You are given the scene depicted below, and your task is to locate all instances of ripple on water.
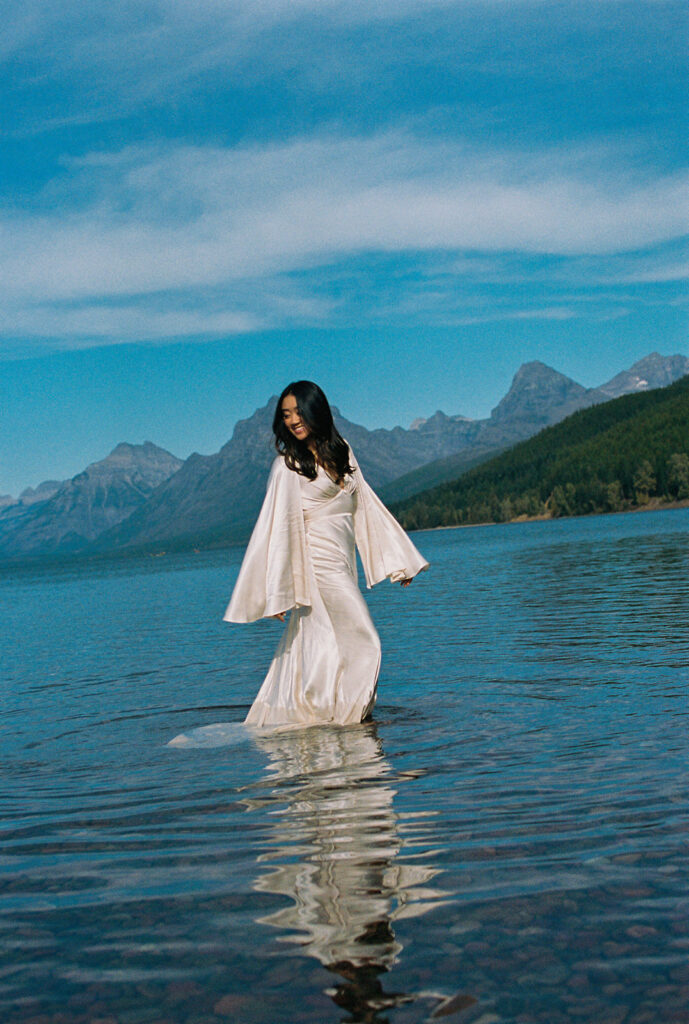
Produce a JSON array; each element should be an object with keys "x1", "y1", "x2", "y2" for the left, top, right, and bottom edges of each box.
[{"x1": 1, "y1": 512, "x2": 689, "y2": 1022}]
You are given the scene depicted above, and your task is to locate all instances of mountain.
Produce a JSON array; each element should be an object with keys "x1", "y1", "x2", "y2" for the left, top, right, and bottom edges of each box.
[
  {"x1": 387, "y1": 354, "x2": 689, "y2": 501},
  {"x1": 18, "y1": 479, "x2": 63, "y2": 506},
  {"x1": 92, "y1": 404, "x2": 279, "y2": 553},
  {"x1": 93, "y1": 402, "x2": 481, "y2": 554},
  {"x1": 2, "y1": 351, "x2": 687, "y2": 562},
  {"x1": 487, "y1": 361, "x2": 588, "y2": 429},
  {"x1": 379, "y1": 362, "x2": 592, "y2": 501},
  {"x1": 392, "y1": 374, "x2": 689, "y2": 531},
  {"x1": 0, "y1": 442, "x2": 182, "y2": 558},
  {"x1": 0, "y1": 479, "x2": 63, "y2": 513},
  {"x1": 590, "y1": 352, "x2": 689, "y2": 401},
  {"x1": 93, "y1": 352, "x2": 688, "y2": 555},
  {"x1": 379, "y1": 445, "x2": 507, "y2": 503}
]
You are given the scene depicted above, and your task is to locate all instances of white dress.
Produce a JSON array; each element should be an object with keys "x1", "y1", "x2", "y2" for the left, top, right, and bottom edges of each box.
[{"x1": 224, "y1": 445, "x2": 428, "y2": 728}]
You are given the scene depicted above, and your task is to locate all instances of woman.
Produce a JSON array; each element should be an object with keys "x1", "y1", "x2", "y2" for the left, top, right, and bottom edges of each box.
[{"x1": 224, "y1": 381, "x2": 428, "y2": 728}]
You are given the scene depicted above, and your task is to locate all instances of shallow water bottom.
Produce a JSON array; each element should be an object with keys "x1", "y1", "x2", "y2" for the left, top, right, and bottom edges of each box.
[{"x1": 4, "y1": 702, "x2": 688, "y2": 1024}]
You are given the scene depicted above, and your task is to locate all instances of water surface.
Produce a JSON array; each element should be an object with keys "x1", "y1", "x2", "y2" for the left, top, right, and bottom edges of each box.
[{"x1": 2, "y1": 510, "x2": 688, "y2": 1023}]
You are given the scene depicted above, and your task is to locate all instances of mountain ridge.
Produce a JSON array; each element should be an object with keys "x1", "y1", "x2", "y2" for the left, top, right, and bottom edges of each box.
[
  {"x1": 96, "y1": 350, "x2": 689, "y2": 559},
  {"x1": 392, "y1": 374, "x2": 689, "y2": 530},
  {"x1": 2, "y1": 352, "x2": 687, "y2": 562},
  {"x1": 0, "y1": 442, "x2": 183, "y2": 558}
]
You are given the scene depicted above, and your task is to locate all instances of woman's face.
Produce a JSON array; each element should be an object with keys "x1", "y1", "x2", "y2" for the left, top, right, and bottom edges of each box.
[{"x1": 281, "y1": 394, "x2": 310, "y2": 442}]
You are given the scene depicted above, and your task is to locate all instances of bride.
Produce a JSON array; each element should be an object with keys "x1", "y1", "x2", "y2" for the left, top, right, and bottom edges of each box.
[{"x1": 224, "y1": 381, "x2": 428, "y2": 728}]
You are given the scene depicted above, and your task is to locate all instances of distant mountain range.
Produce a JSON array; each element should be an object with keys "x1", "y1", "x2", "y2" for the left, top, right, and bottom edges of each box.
[
  {"x1": 392, "y1": 372, "x2": 689, "y2": 530},
  {"x1": 1, "y1": 352, "x2": 687, "y2": 563},
  {"x1": 0, "y1": 478, "x2": 62, "y2": 510},
  {"x1": 0, "y1": 442, "x2": 182, "y2": 558},
  {"x1": 382, "y1": 352, "x2": 689, "y2": 500}
]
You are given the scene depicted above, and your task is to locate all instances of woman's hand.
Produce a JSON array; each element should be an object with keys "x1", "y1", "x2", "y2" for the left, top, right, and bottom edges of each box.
[{"x1": 273, "y1": 611, "x2": 287, "y2": 621}]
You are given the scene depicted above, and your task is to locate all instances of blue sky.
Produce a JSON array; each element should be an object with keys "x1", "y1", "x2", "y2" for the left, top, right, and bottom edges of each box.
[{"x1": 1, "y1": 0, "x2": 687, "y2": 496}]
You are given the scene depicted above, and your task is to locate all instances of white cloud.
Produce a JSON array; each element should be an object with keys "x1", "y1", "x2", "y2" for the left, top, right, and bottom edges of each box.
[
  {"x1": 0, "y1": 130, "x2": 686, "y2": 348},
  {"x1": 617, "y1": 261, "x2": 689, "y2": 284},
  {"x1": 457, "y1": 307, "x2": 577, "y2": 325},
  {"x1": 4, "y1": 304, "x2": 262, "y2": 345}
]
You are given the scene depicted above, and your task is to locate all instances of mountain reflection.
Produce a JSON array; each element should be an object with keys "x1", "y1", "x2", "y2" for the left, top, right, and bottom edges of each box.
[{"x1": 248, "y1": 723, "x2": 448, "y2": 1022}]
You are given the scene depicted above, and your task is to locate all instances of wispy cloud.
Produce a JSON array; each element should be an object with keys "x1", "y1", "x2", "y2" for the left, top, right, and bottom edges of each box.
[
  {"x1": 4, "y1": 0, "x2": 681, "y2": 138},
  {"x1": 0, "y1": 1, "x2": 494, "y2": 131},
  {"x1": 456, "y1": 306, "x2": 578, "y2": 326},
  {"x1": 1, "y1": 2, "x2": 685, "y2": 353},
  {"x1": 3, "y1": 304, "x2": 263, "y2": 346},
  {"x1": 0, "y1": 130, "x2": 685, "y2": 348},
  {"x1": 614, "y1": 261, "x2": 689, "y2": 284}
]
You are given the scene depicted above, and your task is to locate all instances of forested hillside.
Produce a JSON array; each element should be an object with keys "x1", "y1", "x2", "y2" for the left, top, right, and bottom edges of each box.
[
  {"x1": 393, "y1": 375, "x2": 689, "y2": 530},
  {"x1": 379, "y1": 445, "x2": 506, "y2": 503}
]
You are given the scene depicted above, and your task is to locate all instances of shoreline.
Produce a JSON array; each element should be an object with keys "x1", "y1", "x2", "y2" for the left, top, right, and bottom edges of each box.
[
  {"x1": 413, "y1": 496, "x2": 689, "y2": 533},
  {"x1": 3, "y1": 498, "x2": 688, "y2": 570}
]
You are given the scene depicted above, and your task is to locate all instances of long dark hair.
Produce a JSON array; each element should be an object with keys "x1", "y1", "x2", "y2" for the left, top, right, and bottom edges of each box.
[{"x1": 273, "y1": 381, "x2": 353, "y2": 482}]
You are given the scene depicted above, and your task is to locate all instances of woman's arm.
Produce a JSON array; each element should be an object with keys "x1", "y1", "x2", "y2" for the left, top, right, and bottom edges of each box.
[
  {"x1": 223, "y1": 458, "x2": 311, "y2": 623},
  {"x1": 347, "y1": 444, "x2": 429, "y2": 589}
]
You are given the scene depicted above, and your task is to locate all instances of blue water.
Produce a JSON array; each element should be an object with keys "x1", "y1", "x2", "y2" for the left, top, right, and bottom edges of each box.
[{"x1": 2, "y1": 510, "x2": 688, "y2": 1023}]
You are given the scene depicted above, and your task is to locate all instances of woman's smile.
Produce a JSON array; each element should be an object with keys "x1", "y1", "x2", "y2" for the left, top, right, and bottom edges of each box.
[{"x1": 281, "y1": 394, "x2": 311, "y2": 442}]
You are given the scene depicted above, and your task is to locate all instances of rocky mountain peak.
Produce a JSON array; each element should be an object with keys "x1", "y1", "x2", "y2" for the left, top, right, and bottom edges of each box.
[
  {"x1": 109, "y1": 440, "x2": 163, "y2": 458},
  {"x1": 0, "y1": 442, "x2": 184, "y2": 559},
  {"x1": 595, "y1": 352, "x2": 689, "y2": 400},
  {"x1": 17, "y1": 479, "x2": 63, "y2": 506},
  {"x1": 76, "y1": 441, "x2": 183, "y2": 486},
  {"x1": 490, "y1": 361, "x2": 587, "y2": 424},
  {"x1": 225, "y1": 398, "x2": 275, "y2": 442}
]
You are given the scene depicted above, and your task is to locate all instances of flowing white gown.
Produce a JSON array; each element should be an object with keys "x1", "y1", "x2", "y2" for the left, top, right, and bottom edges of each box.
[{"x1": 224, "y1": 445, "x2": 428, "y2": 728}]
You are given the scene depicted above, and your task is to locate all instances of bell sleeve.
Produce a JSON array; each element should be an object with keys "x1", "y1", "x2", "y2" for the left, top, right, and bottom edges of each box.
[
  {"x1": 349, "y1": 445, "x2": 429, "y2": 589},
  {"x1": 223, "y1": 457, "x2": 311, "y2": 623}
]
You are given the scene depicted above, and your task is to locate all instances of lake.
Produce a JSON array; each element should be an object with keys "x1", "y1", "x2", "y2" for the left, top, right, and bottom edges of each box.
[{"x1": 1, "y1": 509, "x2": 688, "y2": 1024}]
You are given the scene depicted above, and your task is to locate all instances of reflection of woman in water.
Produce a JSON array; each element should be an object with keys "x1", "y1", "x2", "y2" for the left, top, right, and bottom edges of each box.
[
  {"x1": 250, "y1": 724, "x2": 446, "y2": 1022},
  {"x1": 224, "y1": 381, "x2": 428, "y2": 729}
]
